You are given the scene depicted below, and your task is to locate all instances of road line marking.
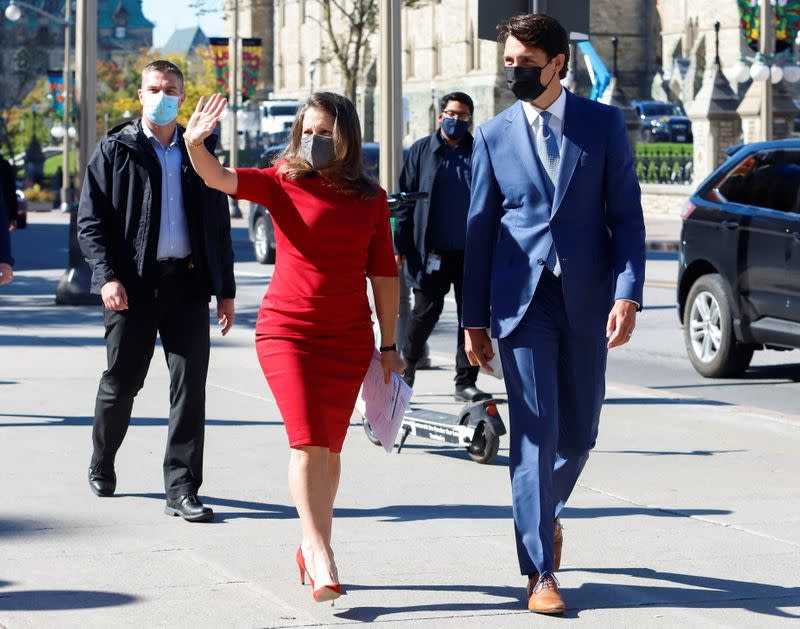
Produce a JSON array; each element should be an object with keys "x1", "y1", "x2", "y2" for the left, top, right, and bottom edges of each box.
[
  {"x1": 645, "y1": 280, "x2": 677, "y2": 289},
  {"x1": 580, "y1": 484, "x2": 800, "y2": 550}
]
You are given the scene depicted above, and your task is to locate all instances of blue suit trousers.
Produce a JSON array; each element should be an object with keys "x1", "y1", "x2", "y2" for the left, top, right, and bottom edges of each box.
[{"x1": 499, "y1": 270, "x2": 608, "y2": 576}]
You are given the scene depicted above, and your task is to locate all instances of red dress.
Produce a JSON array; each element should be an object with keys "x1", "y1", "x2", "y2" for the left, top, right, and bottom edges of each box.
[{"x1": 235, "y1": 164, "x2": 397, "y2": 453}]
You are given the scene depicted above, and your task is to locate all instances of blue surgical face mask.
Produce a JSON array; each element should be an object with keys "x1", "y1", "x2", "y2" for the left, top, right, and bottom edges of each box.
[
  {"x1": 143, "y1": 91, "x2": 180, "y2": 126},
  {"x1": 441, "y1": 117, "x2": 469, "y2": 141}
]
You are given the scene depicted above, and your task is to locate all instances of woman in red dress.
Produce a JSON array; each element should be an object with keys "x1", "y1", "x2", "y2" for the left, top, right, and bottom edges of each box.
[{"x1": 183, "y1": 92, "x2": 404, "y2": 602}]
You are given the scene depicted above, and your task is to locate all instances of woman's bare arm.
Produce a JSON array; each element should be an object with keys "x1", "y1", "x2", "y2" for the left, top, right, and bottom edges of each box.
[{"x1": 184, "y1": 93, "x2": 238, "y2": 196}]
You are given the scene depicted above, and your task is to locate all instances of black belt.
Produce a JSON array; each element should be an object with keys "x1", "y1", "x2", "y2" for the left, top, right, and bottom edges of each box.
[{"x1": 157, "y1": 256, "x2": 193, "y2": 273}]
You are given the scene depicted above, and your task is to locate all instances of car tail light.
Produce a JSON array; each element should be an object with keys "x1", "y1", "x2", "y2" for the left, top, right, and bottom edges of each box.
[{"x1": 682, "y1": 200, "x2": 696, "y2": 220}]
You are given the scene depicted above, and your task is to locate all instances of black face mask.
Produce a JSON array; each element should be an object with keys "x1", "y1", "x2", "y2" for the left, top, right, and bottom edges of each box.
[{"x1": 505, "y1": 60, "x2": 557, "y2": 102}]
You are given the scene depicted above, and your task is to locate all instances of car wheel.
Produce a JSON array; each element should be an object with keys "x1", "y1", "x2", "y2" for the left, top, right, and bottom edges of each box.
[
  {"x1": 253, "y1": 213, "x2": 276, "y2": 264},
  {"x1": 683, "y1": 274, "x2": 753, "y2": 378}
]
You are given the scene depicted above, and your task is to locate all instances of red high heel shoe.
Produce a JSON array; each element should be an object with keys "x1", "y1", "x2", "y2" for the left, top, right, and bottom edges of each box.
[
  {"x1": 313, "y1": 583, "x2": 342, "y2": 603},
  {"x1": 295, "y1": 547, "x2": 312, "y2": 587}
]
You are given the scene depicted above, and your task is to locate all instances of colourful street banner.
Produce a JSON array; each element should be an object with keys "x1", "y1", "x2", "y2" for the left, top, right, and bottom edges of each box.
[
  {"x1": 47, "y1": 70, "x2": 65, "y2": 117},
  {"x1": 739, "y1": 0, "x2": 800, "y2": 52},
  {"x1": 209, "y1": 37, "x2": 230, "y2": 95},
  {"x1": 241, "y1": 37, "x2": 262, "y2": 101}
]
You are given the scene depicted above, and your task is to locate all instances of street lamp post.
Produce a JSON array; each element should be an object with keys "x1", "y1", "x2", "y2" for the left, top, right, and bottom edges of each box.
[
  {"x1": 228, "y1": 0, "x2": 242, "y2": 218},
  {"x1": 760, "y1": 0, "x2": 775, "y2": 141},
  {"x1": 4, "y1": 0, "x2": 72, "y2": 209}
]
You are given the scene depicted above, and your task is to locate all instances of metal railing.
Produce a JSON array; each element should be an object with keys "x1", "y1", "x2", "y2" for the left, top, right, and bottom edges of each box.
[{"x1": 634, "y1": 143, "x2": 694, "y2": 185}]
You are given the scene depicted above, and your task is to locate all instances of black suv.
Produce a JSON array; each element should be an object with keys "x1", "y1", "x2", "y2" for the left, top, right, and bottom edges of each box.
[
  {"x1": 632, "y1": 101, "x2": 693, "y2": 143},
  {"x1": 678, "y1": 140, "x2": 800, "y2": 377}
]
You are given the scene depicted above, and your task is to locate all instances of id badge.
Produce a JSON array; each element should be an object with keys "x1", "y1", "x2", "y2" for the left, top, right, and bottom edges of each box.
[{"x1": 425, "y1": 253, "x2": 442, "y2": 274}]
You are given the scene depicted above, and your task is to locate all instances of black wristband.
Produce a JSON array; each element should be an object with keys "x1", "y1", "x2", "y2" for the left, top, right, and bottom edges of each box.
[{"x1": 379, "y1": 343, "x2": 397, "y2": 352}]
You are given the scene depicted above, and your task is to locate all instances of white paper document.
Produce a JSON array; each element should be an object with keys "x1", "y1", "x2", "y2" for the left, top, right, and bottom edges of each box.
[
  {"x1": 481, "y1": 335, "x2": 504, "y2": 380},
  {"x1": 356, "y1": 350, "x2": 413, "y2": 452}
]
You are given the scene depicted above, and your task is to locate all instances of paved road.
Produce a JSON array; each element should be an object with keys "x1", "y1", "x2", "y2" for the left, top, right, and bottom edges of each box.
[{"x1": 1, "y1": 215, "x2": 799, "y2": 627}]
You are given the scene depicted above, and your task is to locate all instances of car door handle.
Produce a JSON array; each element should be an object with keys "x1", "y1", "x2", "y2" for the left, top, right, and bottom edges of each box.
[
  {"x1": 721, "y1": 220, "x2": 739, "y2": 230},
  {"x1": 792, "y1": 231, "x2": 800, "y2": 241}
]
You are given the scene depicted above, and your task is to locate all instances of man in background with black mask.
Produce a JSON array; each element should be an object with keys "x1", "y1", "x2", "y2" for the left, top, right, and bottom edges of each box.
[
  {"x1": 463, "y1": 14, "x2": 645, "y2": 614},
  {"x1": 394, "y1": 92, "x2": 490, "y2": 402}
]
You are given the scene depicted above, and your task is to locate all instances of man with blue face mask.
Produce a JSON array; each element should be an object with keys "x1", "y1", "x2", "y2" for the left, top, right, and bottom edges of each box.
[
  {"x1": 77, "y1": 60, "x2": 236, "y2": 522},
  {"x1": 394, "y1": 92, "x2": 490, "y2": 402}
]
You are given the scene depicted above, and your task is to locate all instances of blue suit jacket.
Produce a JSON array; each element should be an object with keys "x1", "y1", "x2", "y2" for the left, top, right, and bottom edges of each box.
[{"x1": 462, "y1": 91, "x2": 646, "y2": 338}]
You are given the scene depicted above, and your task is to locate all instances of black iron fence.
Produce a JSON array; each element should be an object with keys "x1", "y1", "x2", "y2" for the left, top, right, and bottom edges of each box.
[{"x1": 635, "y1": 143, "x2": 694, "y2": 185}]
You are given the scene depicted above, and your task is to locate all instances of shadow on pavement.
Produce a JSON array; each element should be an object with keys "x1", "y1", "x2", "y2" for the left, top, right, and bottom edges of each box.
[
  {"x1": 0, "y1": 413, "x2": 282, "y2": 427},
  {"x1": 334, "y1": 583, "x2": 524, "y2": 622},
  {"x1": 651, "y1": 364, "x2": 800, "y2": 387},
  {"x1": 565, "y1": 566, "x2": 800, "y2": 619},
  {"x1": 647, "y1": 250, "x2": 679, "y2": 261},
  {"x1": 335, "y1": 566, "x2": 799, "y2": 621},
  {"x1": 561, "y1": 506, "x2": 731, "y2": 519},
  {"x1": 603, "y1": 397, "x2": 729, "y2": 406},
  {"x1": 595, "y1": 449, "x2": 745, "y2": 457},
  {"x1": 113, "y1": 494, "x2": 732, "y2": 525},
  {"x1": 0, "y1": 585, "x2": 137, "y2": 611},
  {"x1": 0, "y1": 518, "x2": 58, "y2": 539}
]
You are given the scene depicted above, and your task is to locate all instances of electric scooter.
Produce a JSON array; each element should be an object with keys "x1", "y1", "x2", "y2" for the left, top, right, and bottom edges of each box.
[{"x1": 360, "y1": 192, "x2": 508, "y2": 465}]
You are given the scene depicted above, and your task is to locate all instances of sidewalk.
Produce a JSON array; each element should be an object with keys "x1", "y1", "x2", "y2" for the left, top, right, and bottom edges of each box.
[
  {"x1": 644, "y1": 214, "x2": 681, "y2": 252},
  {"x1": 1, "y1": 258, "x2": 799, "y2": 627}
]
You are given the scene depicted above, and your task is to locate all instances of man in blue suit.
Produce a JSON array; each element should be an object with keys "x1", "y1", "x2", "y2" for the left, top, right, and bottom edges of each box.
[{"x1": 463, "y1": 14, "x2": 645, "y2": 614}]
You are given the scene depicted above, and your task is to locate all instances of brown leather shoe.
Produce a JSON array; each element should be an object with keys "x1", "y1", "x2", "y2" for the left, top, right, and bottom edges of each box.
[
  {"x1": 526, "y1": 573, "x2": 566, "y2": 615},
  {"x1": 554, "y1": 518, "x2": 564, "y2": 571}
]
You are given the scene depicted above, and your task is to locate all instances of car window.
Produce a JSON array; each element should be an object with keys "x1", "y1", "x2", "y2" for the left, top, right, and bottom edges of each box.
[
  {"x1": 642, "y1": 104, "x2": 682, "y2": 117},
  {"x1": 265, "y1": 105, "x2": 298, "y2": 116},
  {"x1": 709, "y1": 149, "x2": 800, "y2": 213}
]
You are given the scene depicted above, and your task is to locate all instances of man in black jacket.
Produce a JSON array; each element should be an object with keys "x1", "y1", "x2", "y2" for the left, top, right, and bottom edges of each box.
[
  {"x1": 0, "y1": 180, "x2": 12, "y2": 286},
  {"x1": 394, "y1": 92, "x2": 490, "y2": 402},
  {"x1": 78, "y1": 60, "x2": 235, "y2": 522}
]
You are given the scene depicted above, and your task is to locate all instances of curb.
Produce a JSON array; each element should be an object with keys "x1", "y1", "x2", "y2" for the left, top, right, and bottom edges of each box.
[{"x1": 646, "y1": 239, "x2": 679, "y2": 252}]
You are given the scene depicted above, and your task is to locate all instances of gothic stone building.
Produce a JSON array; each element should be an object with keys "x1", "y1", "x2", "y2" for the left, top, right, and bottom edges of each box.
[
  {"x1": 245, "y1": 1, "x2": 793, "y2": 149},
  {"x1": 0, "y1": 1, "x2": 153, "y2": 111}
]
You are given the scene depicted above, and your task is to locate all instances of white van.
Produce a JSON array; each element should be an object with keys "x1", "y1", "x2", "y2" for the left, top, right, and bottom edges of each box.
[{"x1": 259, "y1": 100, "x2": 301, "y2": 136}]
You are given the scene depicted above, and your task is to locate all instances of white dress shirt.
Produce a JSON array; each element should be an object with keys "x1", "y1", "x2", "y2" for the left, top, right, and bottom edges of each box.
[{"x1": 522, "y1": 87, "x2": 567, "y2": 150}]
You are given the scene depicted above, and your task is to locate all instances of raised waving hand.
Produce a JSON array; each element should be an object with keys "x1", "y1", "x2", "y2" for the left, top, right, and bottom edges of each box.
[
  {"x1": 185, "y1": 93, "x2": 228, "y2": 146},
  {"x1": 183, "y1": 94, "x2": 238, "y2": 196}
]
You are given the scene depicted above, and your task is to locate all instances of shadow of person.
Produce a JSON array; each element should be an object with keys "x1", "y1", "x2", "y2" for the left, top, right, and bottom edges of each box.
[
  {"x1": 0, "y1": 587, "x2": 136, "y2": 611},
  {"x1": 566, "y1": 566, "x2": 800, "y2": 618},
  {"x1": 334, "y1": 583, "x2": 525, "y2": 622}
]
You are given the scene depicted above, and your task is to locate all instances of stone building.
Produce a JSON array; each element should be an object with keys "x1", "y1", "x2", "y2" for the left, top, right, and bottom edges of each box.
[
  {"x1": 0, "y1": 0, "x2": 153, "y2": 111},
  {"x1": 259, "y1": 0, "x2": 665, "y2": 142},
  {"x1": 242, "y1": 0, "x2": 798, "y2": 161}
]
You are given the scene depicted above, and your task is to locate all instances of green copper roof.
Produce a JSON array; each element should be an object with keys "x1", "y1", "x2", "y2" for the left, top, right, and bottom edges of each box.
[{"x1": 98, "y1": 0, "x2": 155, "y2": 29}]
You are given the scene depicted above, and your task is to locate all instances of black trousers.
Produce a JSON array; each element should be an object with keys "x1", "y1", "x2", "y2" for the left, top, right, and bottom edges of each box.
[
  {"x1": 90, "y1": 261, "x2": 210, "y2": 499},
  {"x1": 403, "y1": 250, "x2": 479, "y2": 387}
]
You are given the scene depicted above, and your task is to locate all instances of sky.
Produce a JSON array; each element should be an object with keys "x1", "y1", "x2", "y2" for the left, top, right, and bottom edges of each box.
[{"x1": 141, "y1": 0, "x2": 226, "y2": 48}]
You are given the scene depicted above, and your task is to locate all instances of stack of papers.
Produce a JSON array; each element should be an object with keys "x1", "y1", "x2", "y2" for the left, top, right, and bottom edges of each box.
[{"x1": 356, "y1": 350, "x2": 413, "y2": 452}]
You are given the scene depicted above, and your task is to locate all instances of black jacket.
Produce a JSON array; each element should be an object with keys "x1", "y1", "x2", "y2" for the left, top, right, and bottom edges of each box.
[
  {"x1": 394, "y1": 131, "x2": 473, "y2": 288},
  {"x1": 0, "y1": 182, "x2": 11, "y2": 266},
  {"x1": 77, "y1": 119, "x2": 235, "y2": 304}
]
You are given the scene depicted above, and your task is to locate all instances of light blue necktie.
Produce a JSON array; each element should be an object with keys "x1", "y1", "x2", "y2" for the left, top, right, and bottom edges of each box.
[{"x1": 535, "y1": 110, "x2": 561, "y2": 276}]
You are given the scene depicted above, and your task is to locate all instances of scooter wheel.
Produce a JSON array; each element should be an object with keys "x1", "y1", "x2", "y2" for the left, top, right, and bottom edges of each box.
[
  {"x1": 362, "y1": 418, "x2": 382, "y2": 446},
  {"x1": 466, "y1": 421, "x2": 499, "y2": 464}
]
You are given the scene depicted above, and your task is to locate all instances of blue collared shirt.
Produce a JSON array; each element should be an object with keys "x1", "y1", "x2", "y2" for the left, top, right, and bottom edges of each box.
[{"x1": 143, "y1": 124, "x2": 191, "y2": 260}]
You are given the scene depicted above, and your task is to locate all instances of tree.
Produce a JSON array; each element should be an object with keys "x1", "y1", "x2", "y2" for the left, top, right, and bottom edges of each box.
[
  {"x1": 96, "y1": 48, "x2": 219, "y2": 135},
  {"x1": 312, "y1": 0, "x2": 423, "y2": 103},
  {"x1": 190, "y1": 0, "x2": 425, "y2": 102}
]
